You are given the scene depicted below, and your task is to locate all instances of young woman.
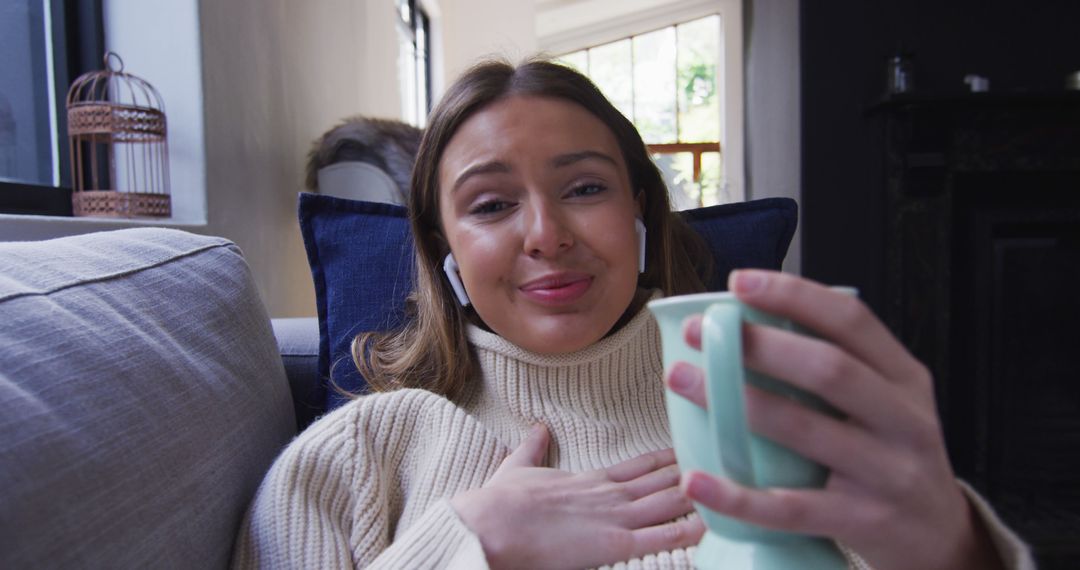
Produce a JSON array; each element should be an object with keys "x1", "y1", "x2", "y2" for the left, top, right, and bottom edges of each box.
[{"x1": 232, "y1": 60, "x2": 1031, "y2": 570}]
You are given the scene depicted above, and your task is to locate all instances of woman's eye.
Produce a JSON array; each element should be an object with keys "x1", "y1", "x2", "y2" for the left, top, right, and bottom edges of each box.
[
  {"x1": 568, "y1": 183, "x2": 607, "y2": 198},
  {"x1": 469, "y1": 199, "x2": 511, "y2": 215}
]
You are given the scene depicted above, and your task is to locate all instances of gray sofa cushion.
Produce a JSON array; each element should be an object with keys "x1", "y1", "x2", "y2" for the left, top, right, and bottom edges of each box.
[
  {"x1": 0, "y1": 228, "x2": 296, "y2": 569},
  {"x1": 270, "y1": 317, "x2": 322, "y2": 429}
]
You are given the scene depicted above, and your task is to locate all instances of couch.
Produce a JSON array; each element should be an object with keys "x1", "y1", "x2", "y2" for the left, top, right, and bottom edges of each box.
[
  {"x1": 0, "y1": 195, "x2": 797, "y2": 568},
  {"x1": 0, "y1": 228, "x2": 319, "y2": 568}
]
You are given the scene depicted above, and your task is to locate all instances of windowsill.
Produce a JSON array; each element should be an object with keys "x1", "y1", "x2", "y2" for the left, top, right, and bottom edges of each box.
[
  {"x1": 0, "y1": 212, "x2": 206, "y2": 226},
  {"x1": 0, "y1": 212, "x2": 207, "y2": 242}
]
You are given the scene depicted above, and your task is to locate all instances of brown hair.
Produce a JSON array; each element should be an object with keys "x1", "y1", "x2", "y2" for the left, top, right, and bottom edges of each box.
[{"x1": 351, "y1": 57, "x2": 713, "y2": 399}]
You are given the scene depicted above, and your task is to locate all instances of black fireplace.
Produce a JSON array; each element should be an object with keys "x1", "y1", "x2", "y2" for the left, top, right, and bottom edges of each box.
[{"x1": 871, "y1": 93, "x2": 1080, "y2": 568}]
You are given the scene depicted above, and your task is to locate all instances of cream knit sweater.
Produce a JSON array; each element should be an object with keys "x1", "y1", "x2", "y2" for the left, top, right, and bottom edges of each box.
[{"x1": 232, "y1": 307, "x2": 1033, "y2": 569}]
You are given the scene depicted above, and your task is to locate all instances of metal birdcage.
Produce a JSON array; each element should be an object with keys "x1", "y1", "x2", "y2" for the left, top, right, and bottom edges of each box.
[{"x1": 66, "y1": 52, "x2": 170, "y2": 218}]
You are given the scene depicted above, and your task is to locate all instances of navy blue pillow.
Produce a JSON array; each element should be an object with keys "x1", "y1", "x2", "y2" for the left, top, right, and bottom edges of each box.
[{"x1": 299, "y1": 192, "x2": 797, "y2": 412}]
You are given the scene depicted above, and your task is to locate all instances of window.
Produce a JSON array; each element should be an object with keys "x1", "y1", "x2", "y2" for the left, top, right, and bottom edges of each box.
[
  {"x1": 397, "y1": 0, "x2": 431, "y2": 128},
  {"x1": 556, "y1": 15, "x2": 731, "y2": 209},
  {"x1": 0, "y1": 0, "x2": 104, "y2": 216}
]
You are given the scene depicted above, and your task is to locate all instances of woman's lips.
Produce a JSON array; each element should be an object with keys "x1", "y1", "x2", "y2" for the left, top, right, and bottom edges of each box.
[{"x1": 519, "y1": 273, "x2": 593, "y2": 305}]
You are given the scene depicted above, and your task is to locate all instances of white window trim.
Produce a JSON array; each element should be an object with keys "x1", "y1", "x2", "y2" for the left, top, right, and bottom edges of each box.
[{"x1": 537, "y1": 0, "x2": 744, "y2": 203}]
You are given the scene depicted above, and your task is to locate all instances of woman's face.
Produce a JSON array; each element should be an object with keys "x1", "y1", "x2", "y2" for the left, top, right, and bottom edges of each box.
[{"x1": 438, "y1": 95, "x2": 642, "y2": 354}]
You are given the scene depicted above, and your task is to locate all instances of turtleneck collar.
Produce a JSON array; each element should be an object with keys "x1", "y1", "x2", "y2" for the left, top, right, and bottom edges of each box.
[
  {"x1": 464, "y1": 293, "x2": 660, "y2": 366},
  {"x1": 458, "y1": 298, "x2": 672, "y2": 472}
]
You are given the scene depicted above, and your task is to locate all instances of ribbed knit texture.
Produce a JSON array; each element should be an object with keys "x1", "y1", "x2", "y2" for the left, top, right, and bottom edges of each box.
[{"x1": 231, "y1": 306, "x2": 1033, "y2": 569}]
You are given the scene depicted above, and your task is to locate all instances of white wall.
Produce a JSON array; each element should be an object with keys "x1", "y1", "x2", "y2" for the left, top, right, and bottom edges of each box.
[
  {"x1": 744, "y1": 0, "x2": 801, "y2": 274},
  {"x1": 197, "y1": 0, "x2": 403, "y2": 317},
  {"x1": 437, "y1": 0, "x2": 537, "y2": 85},
  {"x1": 103, "y1": 0, "x2": 205, "y2": 224}
]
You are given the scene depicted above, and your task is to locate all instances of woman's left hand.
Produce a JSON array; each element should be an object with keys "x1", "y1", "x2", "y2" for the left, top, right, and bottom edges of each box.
[{"x1": 665, "y1": 269, "x2": 1003, "y2": 570}]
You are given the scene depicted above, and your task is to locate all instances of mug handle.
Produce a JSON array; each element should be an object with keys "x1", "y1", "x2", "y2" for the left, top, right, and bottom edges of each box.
[{"x1": 703, "y1": 304, "x2": 757, "y2": 488}]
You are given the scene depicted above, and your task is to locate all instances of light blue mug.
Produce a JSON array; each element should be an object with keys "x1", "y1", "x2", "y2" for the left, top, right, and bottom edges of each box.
[{"x1": 648, "y1": 291, "x2": 854, "y2": 570}]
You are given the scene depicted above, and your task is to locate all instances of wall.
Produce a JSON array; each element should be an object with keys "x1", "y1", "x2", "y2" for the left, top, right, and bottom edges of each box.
[
  {"x1": 800, "y1": 0, "x2": 1080, "y2": 315},
  {"x1": 438, "y1": 0, "x2": 536, "y2": 83},
  {"x1": 198, "y1": 0, "x2": 538, "y2": 316},
  {"x1": 198, "y1": 0, "x2": 401, "y2": 317},
  {"x1": 744, "y1": 0, "x2": 800, "y2": 274},
  {"x1": 104, "y1": 0, "x2": 205, "y2": 223}
]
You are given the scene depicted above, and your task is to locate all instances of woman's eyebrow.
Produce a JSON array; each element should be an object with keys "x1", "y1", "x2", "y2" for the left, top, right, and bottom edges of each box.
[
  {"x1": 551, "y1": 150, "x2": 618, "y2": 168},
  {"x1": 452, "y1": 160, "x2": 511, "y2": 193}
]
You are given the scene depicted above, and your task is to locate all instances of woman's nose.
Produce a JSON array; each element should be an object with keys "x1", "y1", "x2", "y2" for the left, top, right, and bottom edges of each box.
[{"x1": 522, "y1": 203, "x2": 573, "y2": 259}]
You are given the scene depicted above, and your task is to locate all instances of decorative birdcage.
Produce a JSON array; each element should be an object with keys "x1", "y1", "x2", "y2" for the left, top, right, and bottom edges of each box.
[{"x1": 66, "y1": 52, "x2": 170, "y2": 217}]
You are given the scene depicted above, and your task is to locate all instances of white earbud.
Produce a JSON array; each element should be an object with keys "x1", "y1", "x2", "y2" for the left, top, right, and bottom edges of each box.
[
  {"x1": 443, "y1": 253, "x2": 471, "y2": 306},
  {"x1": 635, "y1": 218, "x2": 647, "y2": 273}
]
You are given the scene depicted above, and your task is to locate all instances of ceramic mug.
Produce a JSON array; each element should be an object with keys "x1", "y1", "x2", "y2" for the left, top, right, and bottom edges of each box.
[{"x1": 648, "y1": 290, "x2": 855, "y2": 570}]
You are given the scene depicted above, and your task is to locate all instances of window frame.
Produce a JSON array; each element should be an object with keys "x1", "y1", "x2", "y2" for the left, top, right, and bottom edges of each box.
[
  {"x1": 0, "y1": 0, "x2": 105, "y2": 217},
  {"x1": 397, "y1": 0, "x2": 433, "y2": 127}
]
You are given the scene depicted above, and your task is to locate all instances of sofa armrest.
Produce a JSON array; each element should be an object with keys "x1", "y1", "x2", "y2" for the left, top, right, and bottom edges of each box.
[
  {"x1": 271, "y1": 317, "x2": 323, "y2": 430},
  {"x1": 0, "y1": 228, "x2": 295, "y2": 568}
]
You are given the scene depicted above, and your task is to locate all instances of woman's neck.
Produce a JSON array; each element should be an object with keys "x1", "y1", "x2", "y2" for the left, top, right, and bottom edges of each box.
[
  {"x1": 462, "y1": 287, "x2": 654, "y2": 341},
  {"x1": 606, "y1": 287, "x2": 653, "y2": 339}
]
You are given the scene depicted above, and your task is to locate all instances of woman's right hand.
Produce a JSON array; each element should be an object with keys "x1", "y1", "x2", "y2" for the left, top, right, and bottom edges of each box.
[{"x1": 449, "y1": 424, "x2": 704, "y2": 569}]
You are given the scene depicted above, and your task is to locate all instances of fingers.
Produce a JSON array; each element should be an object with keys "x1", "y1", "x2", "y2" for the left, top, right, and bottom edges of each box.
[
  {"x1": 729, "y1": 270, "x2": 929, "y2": 389},
  {"x1": 667, "y1": 341, "x2": 904, "y2": 479},
  {"x1": 625, "y1": 486, "x2": 695, "y2": 528},
  {"x1": 604, "y1": 448, "x2": 677, "y2": 483},
  {"x1": 682, "y1": 470, "x2": 841, "y2": 537},
  {"x1": 741, "y1": 323, "x2": 920, "y2": 434},
  {"x1": 621, "y1": 463, "x2": 682, "y2": 499},
  {"x1": 498, "y1": 424, "x2": 550, "y2": 471},
  {"x1": 617, "y1": 460, "x2": 693, "y2": 528},
  {"x1": 743, "y1": 384, "x2": 889, "y2": 482},
  {"x1": 628, "y1": 515, "x2": 706, "y2": 560},
  {"x1": 665, "y1": 362, "x2": 706, "y2": 408},
  {"x1": 682, "y1": 315, "x2": 702, "y2": 350},
  {"x1": 671, "y1": 275, "x2": 933, "y2": 435}
]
